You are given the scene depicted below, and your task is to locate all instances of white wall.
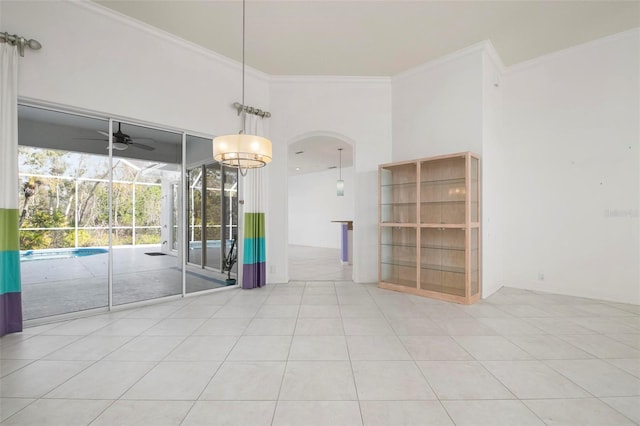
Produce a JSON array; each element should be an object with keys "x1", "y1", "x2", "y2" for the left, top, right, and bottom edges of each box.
[
  {"x1": 391, "y1": 43, "x2": 506, "y2": 297},
  {"x1": 2, "y1": 1, "x2": 269, "y2": 137},
  {"x1": 481, "y1": 50, "x2": 506, "y2": 298},
  {"x1": 269, "y1": 77, "x2": 392, "y2": 283},
  {"x1": 288, "y1": 167, "x2": 355, "y2": 248},
  {"x1": 500, "y1": 29, "x2": 640, "y2": 304},
  {"x1": 392, "y1": 45, "x2": 484, "y2": 162},
  {"x1": 390, "y1": 34, "x2": 640, "y2": 304}
]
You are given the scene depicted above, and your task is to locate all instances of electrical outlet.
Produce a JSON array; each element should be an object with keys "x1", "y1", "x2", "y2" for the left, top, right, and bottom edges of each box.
[
  {"x1": 270, "y1": 265, "x2": 276, "y2": 274},
  {"x1": 538, "y1": 273, "x2": 544, "y2": 281}
]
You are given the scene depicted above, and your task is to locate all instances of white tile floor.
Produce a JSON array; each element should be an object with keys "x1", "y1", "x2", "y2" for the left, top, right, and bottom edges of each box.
[
  {"x1": 1, "y1": 283, "x2": 639, "y2": 425},
  {"x1": 288, "y1": 245, "x2": 352, "y2": 282}
]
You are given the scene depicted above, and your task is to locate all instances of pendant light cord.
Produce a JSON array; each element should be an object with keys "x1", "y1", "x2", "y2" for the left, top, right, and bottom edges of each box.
[
  {"x1": 339, "y1": 148, "x2": 342, "y2": 180},
  {"x1": 241, "y1": 0, "x2": 246, "y2": 134},
  {"x1": 239, "y1": 0, "x2": 247, "y2": 176}
]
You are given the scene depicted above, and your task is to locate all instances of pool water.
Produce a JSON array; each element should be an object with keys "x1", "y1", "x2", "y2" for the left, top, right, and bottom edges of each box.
[
  {"x1": 20, "y1": 248, "x2": 109, "y2": 262},
  {"x1": 188, "y1": 240, "x2": 233, "y2": 249}
]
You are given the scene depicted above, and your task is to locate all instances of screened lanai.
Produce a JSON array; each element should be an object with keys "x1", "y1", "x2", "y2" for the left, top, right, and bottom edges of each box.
[{"x1": 18, "y1": 105, "x2": 238, "y2": 321}]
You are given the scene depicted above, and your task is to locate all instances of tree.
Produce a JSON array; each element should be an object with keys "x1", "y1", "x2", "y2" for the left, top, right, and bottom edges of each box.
[
  {"x1": 18, "y1": 146, "x2": 166, "y2": 249},
  {"x1": 19, "y1": 178, "x2": 39, "y2": 227}
]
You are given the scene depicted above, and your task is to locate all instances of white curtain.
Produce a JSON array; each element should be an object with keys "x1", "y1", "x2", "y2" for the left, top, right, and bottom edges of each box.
[
  {"x1": 241, "y1": 114, "x2": 268, "y2": 289},
  {"x1": 0, "y1": 43, "x2": 23, "y2": 335}
]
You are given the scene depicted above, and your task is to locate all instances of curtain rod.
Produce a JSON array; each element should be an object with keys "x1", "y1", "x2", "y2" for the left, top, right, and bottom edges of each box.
[
  {"x1": 233, "y1": 102, "x2": 271, "y2": 118},
  {"x1": 0, "y1": 32, "x2": 42, "y2": 57}
]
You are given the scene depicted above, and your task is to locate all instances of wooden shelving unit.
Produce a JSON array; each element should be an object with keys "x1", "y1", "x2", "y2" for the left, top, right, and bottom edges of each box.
[{"x1": 378, "y1": 152, "x2": 481, "y2": 304}]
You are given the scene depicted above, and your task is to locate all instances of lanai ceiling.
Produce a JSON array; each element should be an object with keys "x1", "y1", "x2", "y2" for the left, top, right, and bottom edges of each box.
[{"x1": 96, "y1": 1, "x2": 639, "y2": 76}]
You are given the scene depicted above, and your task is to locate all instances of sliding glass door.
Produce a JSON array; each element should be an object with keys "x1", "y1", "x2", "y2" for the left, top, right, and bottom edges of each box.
[
  {"x1": 17, "y1": 107, "x2": 238, "y2": 321},
  {"x1": 110, "y1": 120, "x2": 183, "y2": 306},
  {"x1": 185, "y1": 135, "x2": 238, "y2": 293},
  {"x1": 18, "y1": 107, "x2": 187, "y2": 320},
  {"x1": 17, "y1": 106, "x2": 110, "y2": 320}
]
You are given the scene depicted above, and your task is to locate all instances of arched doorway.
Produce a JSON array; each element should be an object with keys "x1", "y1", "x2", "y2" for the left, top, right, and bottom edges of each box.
[{"x1": 287, "y1": 133, "x2": 356, "y2": 281}]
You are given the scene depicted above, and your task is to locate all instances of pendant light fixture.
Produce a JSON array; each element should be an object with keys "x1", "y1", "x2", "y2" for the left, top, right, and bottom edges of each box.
[
  {"x1": 337, "y1": 148, "x2": 344, "y2": 196},
  {"x1": 212, "y1": 0, "x2": 272, "y2": 176}
]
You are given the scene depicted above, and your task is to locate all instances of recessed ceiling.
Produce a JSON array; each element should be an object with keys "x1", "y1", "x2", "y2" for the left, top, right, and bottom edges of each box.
[
  {"x1": 96, "y1": 1, "x2": 639, "y2": 76},
  {"x1": 289, "y1": 137, "x2": 353, "y2": 176}
]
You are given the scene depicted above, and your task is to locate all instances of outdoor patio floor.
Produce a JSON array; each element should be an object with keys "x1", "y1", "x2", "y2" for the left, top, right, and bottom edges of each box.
[{"x1": 21, "y1": 246, "x2": 229, "y2": 321}]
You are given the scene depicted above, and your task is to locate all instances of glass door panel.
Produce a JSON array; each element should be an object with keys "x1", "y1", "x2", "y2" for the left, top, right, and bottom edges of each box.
[
  {"x1": 185, "y1": 135, "x2": 238, "y2": 293},
  {"x1": 204, "y1": 163, "x2": 222, "y2": 269},
  {"x1": 187, "y1": 166, "x2": 203, "y2": 266},
  {"x1": 380, "y1": 226, "x2": 417, "y2": 288},
  {"x1": 18, "y1": 105, "x2": 110, "y2": 320},
  {"x1": 420, "y1": 156, "x2": 466, "y2": 225},
  {"x1": 171, "y1": 183, "x2": 179, "y2": 251},
  {"x1": 223, "y1": 167, "x2": 239, "y2": 275},
  {"x1": 380, "y1": 164, "x2": 417, "y2": 223},
  {"x1": 111, "y1": 121, "x2": 183, "y2": 306},
  {"x1": 420, "y1": 228, "x2": 466, "y2": 296},
  {"x1": 186, "y1": 135, "x2": 237, "y2": 293},
  {"x1": 470, "y1": 156, "x2": 480, "y2": 223},
  {"x1": 470, "y1": 227, "x2": 479, "y2": 296}
]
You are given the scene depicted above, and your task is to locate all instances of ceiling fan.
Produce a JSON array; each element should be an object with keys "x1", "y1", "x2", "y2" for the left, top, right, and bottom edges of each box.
[
  {"x1": 96, "y1": 122, "x2": 155, "y2": 151},
  {"x1": 76, "y1": 122, "x2": 156, "y2": 151}
]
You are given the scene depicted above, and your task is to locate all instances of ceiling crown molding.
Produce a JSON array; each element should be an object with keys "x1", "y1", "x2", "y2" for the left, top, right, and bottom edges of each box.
[
  {"x1": 270, "y1": 75, "x2": 391, "y2": 85},
  {"x1": 483, "y1": 40, "x2": 506, "y2": 74},
  {"x1": 392, "y1": 40, "x2": 501, "y2": 82},
  {"x1": 71, "y1": 0, "x2": 270, "y2": 82},
  {"x1": 505, "y1": 27, "x2": 640, "y2": 76}
]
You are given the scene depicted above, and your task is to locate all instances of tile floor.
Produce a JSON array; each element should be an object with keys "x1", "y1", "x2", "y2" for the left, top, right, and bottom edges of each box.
[
  {"x1": 1, "y1": 283, "x2": 639, "y2": 425},
  {"x1": 288, "y1": 245, "x2": 352, "y2": 282}
]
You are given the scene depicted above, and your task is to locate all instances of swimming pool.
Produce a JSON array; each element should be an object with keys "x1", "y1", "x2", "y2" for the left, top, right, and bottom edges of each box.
[
  {"x1": 20, "y1": 247, "x2": 109, "y2": 262},
  {"x1": 188, "y1": 240, "x2": 233, "y2": 250}
]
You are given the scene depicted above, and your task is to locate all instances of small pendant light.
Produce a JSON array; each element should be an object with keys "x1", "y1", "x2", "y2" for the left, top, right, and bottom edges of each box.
[{"x1": 337, "y1": 148, "x2": 344, "y2": 196}]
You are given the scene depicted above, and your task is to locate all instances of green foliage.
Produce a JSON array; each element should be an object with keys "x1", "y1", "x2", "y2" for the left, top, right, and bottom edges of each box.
[
  {"x1": 72, "y1": 230, "x2": 97, "y2": 248},
  {"x1": 20, "y1": 229, "x2": 52, "y2": 251},
  {"x1": 135, "y1": 231, "x2": 162, "y2": 245},
  {"x1": 112, "y1": 230, "x2": 132, "y2": 246},
  {"x1": 20, "y1": 209, "x2": 71, "y2": 250},
  {"x1": 135, "y1": 185, "x2": 161, "y2": 226},
  {"x1": 18, "y1": 147, "x2": 236, "y2": 252},
  {"x1": 19, "y1": 147, "x2": 166, "y2": 250}
]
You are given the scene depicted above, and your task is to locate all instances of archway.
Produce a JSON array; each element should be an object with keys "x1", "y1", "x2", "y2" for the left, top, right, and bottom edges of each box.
[{"x1": 286, "y1": 132, "x2": 357, "y2": 282}]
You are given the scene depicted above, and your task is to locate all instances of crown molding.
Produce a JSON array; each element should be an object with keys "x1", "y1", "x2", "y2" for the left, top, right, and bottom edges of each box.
[
  {"x1": 505, "y1": 27, "x2": 640, "y2": 76},
  {"x1": 392, "y1": 41, "x2": 493, "y2": 82},
  {"x1": 269, "y1": 75, "x2": 391, "y2": 85},
  {"x1": 482, "y1": 40, "x2": 506, "y2": 74},
  {"x1": 55, "y1": 2, "x2": 636, "y2": 86},
  {"x1": 70, "y1": 0, "x2": 270, "y2": 82}
]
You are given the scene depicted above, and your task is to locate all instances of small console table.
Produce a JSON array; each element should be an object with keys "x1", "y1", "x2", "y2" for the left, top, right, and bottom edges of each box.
[{"x1": 332, "y1": 221, "x2": 353, "y2": 265}]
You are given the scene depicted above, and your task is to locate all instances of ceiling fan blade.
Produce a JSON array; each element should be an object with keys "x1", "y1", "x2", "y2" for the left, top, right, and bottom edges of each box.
[
  {"x1": 97, "y1": 131, "x2": 110, "y2": 137},
  {"x1": 73, "y1": 138, "x2": 108, "y2": 141},
  {"x1": 131, "y1": 142, "x2": 155, "y2": 151}
]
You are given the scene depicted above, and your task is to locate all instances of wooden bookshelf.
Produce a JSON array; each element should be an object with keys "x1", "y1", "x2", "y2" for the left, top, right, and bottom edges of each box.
[{"x1": 378, "y1": 152, "x2": 481, "y2": 304}]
